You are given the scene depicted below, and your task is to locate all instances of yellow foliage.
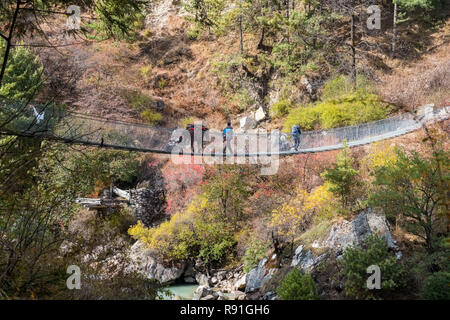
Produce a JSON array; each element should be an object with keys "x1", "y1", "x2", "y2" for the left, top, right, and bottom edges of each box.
[
  {"x1": 128, "y1": 196, "x2": 209, "y2": 261},
  {"x1": 139, "y1": 64, "x2": 152, "y2": 79},
  {"x1": 140, "y1": 109, "x2": 162, "y2": 125},
  {"x1": 362, "y1": 142, "x2": 398, "y2": 173},
  {"x1": 271, "y1": 184, "x2": 336, "y2": 238}
]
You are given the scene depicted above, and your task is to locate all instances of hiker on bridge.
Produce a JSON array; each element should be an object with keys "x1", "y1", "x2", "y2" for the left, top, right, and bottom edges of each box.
[
  {"x1": 186, "y1": 123, "x2": 208, "y2": 154},
  {"x1": 223, "y1": 121, "x2": 233, "y2": 154},
  {"x1": 291, "y1": 124, "x2": 302, "y2": 151}
]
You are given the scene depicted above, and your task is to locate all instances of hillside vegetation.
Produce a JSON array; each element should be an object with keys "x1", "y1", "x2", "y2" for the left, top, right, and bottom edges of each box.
[{"x1": 0, "y1": 0, "x2": 448, "y2": 300}]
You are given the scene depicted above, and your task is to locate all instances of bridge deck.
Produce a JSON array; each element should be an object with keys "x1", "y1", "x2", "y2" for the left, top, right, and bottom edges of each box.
[{"x1": 1, "y1": 104, "x2": 448, "y2": 156}]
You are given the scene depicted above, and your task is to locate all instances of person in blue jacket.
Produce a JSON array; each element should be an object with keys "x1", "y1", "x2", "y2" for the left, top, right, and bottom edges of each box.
[
  {"x1": 223, "y1": 121, "x2": 233, "y2": 154},
  {"x1": 291, "y1": 124, "x2": 302, "y2": 151}
]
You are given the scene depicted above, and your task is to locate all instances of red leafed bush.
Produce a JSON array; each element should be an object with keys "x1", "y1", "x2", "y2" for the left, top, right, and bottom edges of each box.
[{"x1": 162, "y1": 162, "x2": 206, "y2": 214}]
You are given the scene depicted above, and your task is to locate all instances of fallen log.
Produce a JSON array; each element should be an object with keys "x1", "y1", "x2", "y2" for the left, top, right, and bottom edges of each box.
[
  {"x1": 75, "y1": 197, "x2": 127, "y2": 210},
  {"x1": 113, "y1": 186, "x2": 130, "y2": 200}
]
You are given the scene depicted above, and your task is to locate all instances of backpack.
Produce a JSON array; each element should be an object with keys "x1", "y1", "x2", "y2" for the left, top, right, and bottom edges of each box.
[
  {"x1": 223, "y1": 127, "x2": 233, "y2": 139},
  {"x1": 186, "y1": 124, "x2": 208, "y2": 132},
  {"x1": 291, "y1": 125, "x2": 301, "y2": 135}
]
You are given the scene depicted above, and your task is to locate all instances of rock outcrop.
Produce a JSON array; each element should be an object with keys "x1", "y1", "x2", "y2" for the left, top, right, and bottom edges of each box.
[
  {"x1": 128, "y1": 187, "x2": 166, "y2": 227},
  {"x1": 317, "y1": 208, "x2": 398, "y2": 255},
  {"x1": 127, "y1": 240, "x2": 184, "y2": 284},
  {"x1": 292, "y1": 208, "x2": 399, "y2": 272},
  {"x1": 291, "y1": 245, "x2": 327, "y2": 271},
  {"x1": 245, "y1": 256, "x2": 277, "y2": 293}
]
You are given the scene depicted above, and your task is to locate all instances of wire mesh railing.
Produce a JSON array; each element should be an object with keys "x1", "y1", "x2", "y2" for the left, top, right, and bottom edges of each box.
[{"x1": 1, "y1": 102, "x2": 448, "y2": 156}]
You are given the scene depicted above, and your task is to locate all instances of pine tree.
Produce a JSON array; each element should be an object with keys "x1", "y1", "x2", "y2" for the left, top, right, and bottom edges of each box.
[
  {"x1": 0, "y1": 42, "x2": 43, "y2": 101},
  {"x1": 321, "y1": 143, "x2": 360, "y2": 208}
]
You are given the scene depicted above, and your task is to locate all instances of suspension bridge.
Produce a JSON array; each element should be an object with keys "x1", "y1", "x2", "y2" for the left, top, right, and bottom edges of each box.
[{"x1": 0, "y1": 103, "x2": 448, "y2": 157}]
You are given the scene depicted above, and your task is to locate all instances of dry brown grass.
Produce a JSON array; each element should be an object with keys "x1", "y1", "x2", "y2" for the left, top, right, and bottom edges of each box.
[{"x1": 378, "y1": 21, "x2": 450, "y2": 109}]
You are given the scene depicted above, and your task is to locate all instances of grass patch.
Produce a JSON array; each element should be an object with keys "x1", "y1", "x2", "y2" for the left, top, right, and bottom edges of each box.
[
  {"x1": 295, "y1": 219, "x2": 334, "y2": 255},
  {"x1": 139, "y1": 65, "x2": 152, "y2": 79},
  {"x1": 120, "y1": 88, "x2": 153, "y2": 111}
]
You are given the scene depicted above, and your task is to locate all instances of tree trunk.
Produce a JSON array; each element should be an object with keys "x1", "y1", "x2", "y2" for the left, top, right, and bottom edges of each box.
[
  {"x1": 350, "y1": 13, "x2": 357, "y2": 88},
  {"x1": 392, "y1": 2, "x2": 398, "y2": 59},
  {"x1": 0, "y1": 0, "x2": 21, "y2": 88},
  {"x1": 239, "y1": 16, "x2": 244, "y2": 54},
  {"x1": 286, "y1": 0, "x2": 290, "y2": 44}
]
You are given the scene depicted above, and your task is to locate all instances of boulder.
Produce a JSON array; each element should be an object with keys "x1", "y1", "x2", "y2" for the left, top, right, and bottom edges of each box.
[
  {"x1": 236, "y1": 293, "x2": 246, "y2": 300},
  {"x1": 233, "y1": 274, "x2": 247, "y2": 291},
  {"x1": 196, "y1": 285, "x2": 214, "y2": 298},
  {"x1": 261, "y1": 291, "x2": 277, "y2": 300},
  {"x1": 202, "y1": 295, "x2": 215, "y2": 300},
  {"x1": 230, "y1": 291, "x2": 246, "y2": 300},
  {"x1": 255, "y1": 106, "x2": 266, "y2": 122},
  {"x1": 184, "y1": 276, "x2": 196, "y2": 283},
  {"x1": 195, "y1": 273, "x2": 210, "y2": 286},
  {"x1": 320, "y1": 208, "x2": 398, "y2": 253},
  {"x1": 127, "y1": 240, "x2": 184, "y2": 284},
  {"x1": 291, "y1": 245, "x2": 327, "y2": 271},
  {"x1": 245, "y1": 258, "x2": 276, "y2": 293},
  {"x1": 240, "y1": 114, "x2": 258, "y2": 130},
  {"x1": 300, "y1": 76, "x2": 315, "y2": 98},
  {"x1": 216, "y1": 271, "x2": 227, "y2": 281}
]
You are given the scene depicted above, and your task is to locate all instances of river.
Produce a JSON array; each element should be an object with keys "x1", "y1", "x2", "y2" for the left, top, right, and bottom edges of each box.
[{"x1": 160, "y1": 284, "x2": 199, "y2": 300}]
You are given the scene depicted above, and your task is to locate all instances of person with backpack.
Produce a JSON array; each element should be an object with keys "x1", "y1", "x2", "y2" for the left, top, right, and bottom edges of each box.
[
  {"x1": 184, "y1": 123, "x2": 208, "y2": 153},
  {"x1": 223, "y1": 121, "x2": 234, "y2": 154},
  {"x1": 291, "y1": 124, "x2": 302, "y2": 151}
]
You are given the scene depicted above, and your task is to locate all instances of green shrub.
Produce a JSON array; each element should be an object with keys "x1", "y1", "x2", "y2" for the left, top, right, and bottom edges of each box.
[
  {"x1": 120, "y1": 88, "x2": 153, "y2": 111},
  {"x1": 243, "y1": 239, "x2": 269, "y2": 273},
  {"x1": 157, "y1": 78, "x2": 168, "y2": 89},
  {"x1": 277, "y1": 268, "x2": 317, "y2": 300},
  {"x1": 321, "y1": 75, "x2": 373, "y2": 101},
  {"x1": 369, "y1": 149, "x2": 448, "y2": 253},
  {"x1": 283, "y1": 103, "x2": 319, "y2": 130},
  {"x1": 283, "y1": 89, "x2": 389, "y2": 131},
  {"x1": 187, "y1": 24, "x2": 202, "y2": 40},
  {"x1": 139, "y1": 65, "x2": 152, "y2": 79},
  {"x1": 231, "y1": 88, "x2": 255, "y2": 112},
  {"x1": 340, "y1": 235, "x2": 406, "y2": 299},
  {"x1": 270, "y1": 99, "x2": 292, "y2": 118},
  {"x1": 422, "y1": 271, "x2": 450, "y2": 300},
  {"x1": 140, "y1": 109, "x2": 162, "y2": 125}
]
